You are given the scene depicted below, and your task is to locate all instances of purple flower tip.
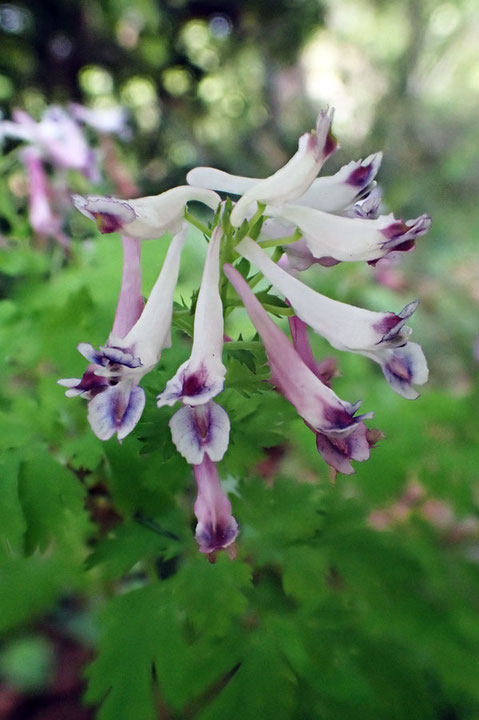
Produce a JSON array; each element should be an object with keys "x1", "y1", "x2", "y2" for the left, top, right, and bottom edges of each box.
[
  {"x1": 373, "y1": 300, "x2": 419, "y2": 343},
  {"x1": 381, "y1": 214, "x2": 432, "y2": 245},
  {"x1": 195, "y1": 517, "x2": 239, "y2": 555}
]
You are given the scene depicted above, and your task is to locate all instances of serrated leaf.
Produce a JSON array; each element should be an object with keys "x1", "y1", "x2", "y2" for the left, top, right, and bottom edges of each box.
[
  {"x1": 85, "y1": 586, "x2": 164, "y2": 720},
  {"x1": 86, "y1": 522, "x2": 180, "y2": 580},
  {"x1": 0, "y1": 449, "x2": 26, "y2": 552},
  {"x1": 18, "y1": 443, "x2": 88, "y2": 553}
]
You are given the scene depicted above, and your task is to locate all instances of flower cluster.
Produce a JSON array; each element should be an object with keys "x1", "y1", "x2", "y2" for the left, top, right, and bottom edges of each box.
[
  {"x1": 59, "y1": 108, "x2": 431, "y2": 557},
  {"x1": 0, "y1": 104, "x2": 128, "y2": 246}
]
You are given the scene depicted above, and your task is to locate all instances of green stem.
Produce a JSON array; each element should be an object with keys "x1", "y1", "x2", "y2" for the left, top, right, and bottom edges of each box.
[
  {"x1": 184, "y1": 210, "x2": 211, "y2": 236},
  {"x1": 224, "y1": 341, "x2": 262, "y2": 351},
  {"x1": 259, "y1": 228, "x2": 302, "y2": 249},
  {"x1": 262, "y1": 303, "x2": 294, "y2": 316}
]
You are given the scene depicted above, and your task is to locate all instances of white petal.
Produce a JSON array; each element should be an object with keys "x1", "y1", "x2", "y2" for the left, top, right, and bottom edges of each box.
[
  {"x1": 187, "y1": 167, "x2": 256, "y2": 195},
  {"x1": 187, "y1": 151, "x2": 382, "y2": 215},
  {"x1": 230, "y1": 108, "x2": 336, "y2": 227},
  {"x1": 293, "y1": 152, "x2": 383, "y2": 213},
  {"x1": 87, "y1": 382, "x2": 145, "y2": 441},
  {"x1": 235, "y1": 237, "x2": 389, "y2": 350},
  {"x1": 265, "y1": 204, "x2": 423, "y2": 264},
  {"x1": 169, "y1": 401, "x2": 230, "y2": 464}
]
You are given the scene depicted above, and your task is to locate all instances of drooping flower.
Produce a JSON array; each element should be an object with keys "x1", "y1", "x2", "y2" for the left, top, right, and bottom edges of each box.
[
  {"x1": 187, "y1": 150, "x2": 381, "y2": 216},
  {"x1": 72, "y1": 186, "x2": 221, "y2": 239},
  {"x1": 58, "y1": 228, "x2": 185, "y2": 440},
  {"x1": 224, "y1": 263, "x2": 373, "y2": 474},
  {"x1": 193, "y1": 455, "x2": 238, "y2": 556},
  {"x1": 157, "y1": 226, "x2": 226, "y2": 407},
  {"x1": 235, "y1": 237, "x2": 428, "y2": 399},
  {"x1": 288, "y1": 313, "x2": 380, "y2": 474},
  {"x1": 21, "y1": 147, "x2": 69, "y2": 247},
  {"x1": 169, "y1": 400, "x2": 230, "y2": 465},
  {"x1": 216, "y1": 108, "x2": 337, "y2": 227}
]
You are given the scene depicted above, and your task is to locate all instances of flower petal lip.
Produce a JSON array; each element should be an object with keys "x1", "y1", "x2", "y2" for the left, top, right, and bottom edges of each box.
[
  {"x1": 187, "y1": 151, "x2": 382, "y2": 215},
  {"x1": 224, "y1": 262, "x2": 369, "y2": 435},
  {"x1": 264, "y1": 205, "x2": 431, "y2": 264},
  {"x1": 87, "y1": 382, "x2": 146, "y2": 441},
  {"x1": 72, "y1": 194, "x2": 137, "y2": 233},
  {"x1": 229, "y1": 107, "x2": 337, "y2": 227},
  {"x1": 169, "y1": 401, "x2": 230, "y2": 464},
  {"x1": 363, "y1": 342, "x2": 429, "y2": 400},
  {"x1": 381, "y1": 214, "x2": 431, "y2": 248},
  {"x1": 315, "y1": 423, "x2": 372, "y2": 475},
  {"x1": 72, "y1": 186, "x2": 221, "y2": 239}
]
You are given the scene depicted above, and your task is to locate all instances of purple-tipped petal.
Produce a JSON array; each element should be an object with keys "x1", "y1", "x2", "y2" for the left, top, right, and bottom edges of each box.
[
  {"x1": 315, "y1": 422, "x2": 372, "y2": 475},
  {"x1": 224, "y1": 263, "x2": 365, "y2": 436},
  {"x1": 99, "y1": 345, "x2": 142, "y2": 369},
  {"x1": 58, "y1": 365, "x2": 108, "y2": 399},
  {"x1": 346, "y1": 188, "x2": 382, "y2": 219},
  {"x1": 157, "y1": 360, "x2": 225, "y2": 408},
  {"x1": 193, "y1": 456, "x2": 238, "y2": 555},
  {"x1": 74, "y1": 187, "x2": 220, "y2": 239},
  {"x1": 187, "y1": 151, "x2": 382, "y2": 216},
  {"x1": 87, "y1": 382, "x2": 145, "y2": 441},
  {"x1": 374, "y1": 300, "x2": 419, "y2": 343},
  {"x1": 290, "y1": 151, "x2": 383, "y2": 213},
  {"x1": 374, "y1": 342, "x2": 429, "y2": 400},
  {"x1": 233, "y1": 239, "x2": 428, "y2": 400},
  {"x1": 264, "y1": 205, "x2": 430, "y2": 265},
  {"x1": 169, "y1": 401, "x2": 230, "y2": 464},
  {"x1": 230, "y1": 108, "x2": 336, "y2": 227},
  {"x1": 236, "y1": 238, "x2": 408, "y2": 350},
  {"x1": 72, "y1": 194, "x2": 137, "y2": 234},
  {"x1": 77, "y1": 342, "x2": 105, "y2": 365},
  {"x1": 381, "y1": 214, "x2": 432, "y2": 250}
]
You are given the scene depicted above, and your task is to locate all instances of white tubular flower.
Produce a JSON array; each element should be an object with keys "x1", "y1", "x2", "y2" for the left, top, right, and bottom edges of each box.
[
  {"x1": 72, "y1": 186, "x2": 221, "y2": 240},
  {"x1": 236, "y1": 238, "x2": 428, "y2": 399},
  {"x1": 157, "y1": 226, "x2": 226, "y2": 407},
  {"x1": 224, "y1": 108, "x2": 337, "y2": 227},
  {"x1": 58, "y1": 229, "x2": 185, "y2": 441},
  {"x1": 187, "y1": 151, "x2": 382, "y2": 215},
  {"x1": 264, "y1": 203, "x2": 432, "y2": 265}
]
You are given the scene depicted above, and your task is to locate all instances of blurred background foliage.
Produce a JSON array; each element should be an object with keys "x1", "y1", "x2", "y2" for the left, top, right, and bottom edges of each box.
[{"x1": 1, "y1": 0, "x2": 479, "y2": 719}]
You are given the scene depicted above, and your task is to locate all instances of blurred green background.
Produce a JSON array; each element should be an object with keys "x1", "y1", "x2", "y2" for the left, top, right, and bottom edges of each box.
[{"x1": 1, "y1": 1, "x2": 479, "y2": 719}]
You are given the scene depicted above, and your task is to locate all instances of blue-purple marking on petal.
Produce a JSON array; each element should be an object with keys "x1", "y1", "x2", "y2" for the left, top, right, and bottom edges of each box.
[
  {"x1": 196, "y1": 519, "x2": 239, "y2": 554},
  {"x1": 347, "y1": 162, "x2": 374, "y2": 187}
]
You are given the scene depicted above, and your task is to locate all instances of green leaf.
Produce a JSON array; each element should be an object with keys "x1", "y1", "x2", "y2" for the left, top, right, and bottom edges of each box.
[
  {"x1": 18, "y1": 443, "x2": 88, "y2": 553},
  {"x1": 85, "y1": 586, "x2": 164, "y2": 720}
]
